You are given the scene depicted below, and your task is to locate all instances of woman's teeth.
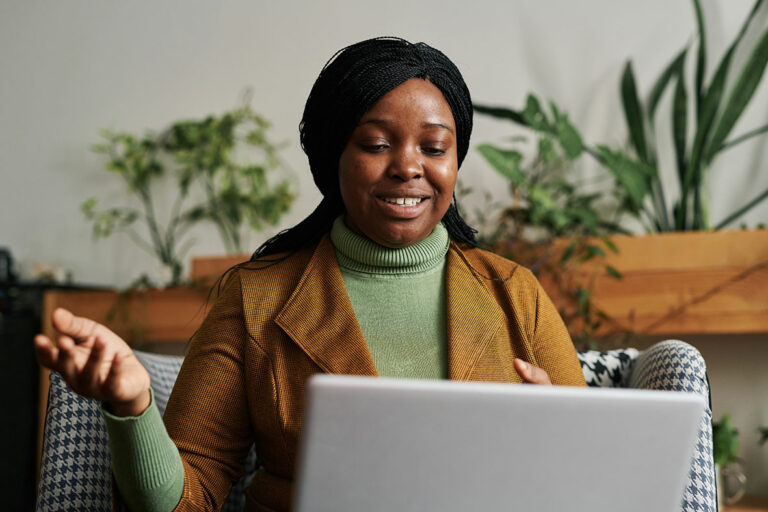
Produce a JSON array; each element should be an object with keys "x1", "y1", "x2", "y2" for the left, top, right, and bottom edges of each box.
[{"x1": 382, "y1": 197, "x2": 423, "y2": 206}]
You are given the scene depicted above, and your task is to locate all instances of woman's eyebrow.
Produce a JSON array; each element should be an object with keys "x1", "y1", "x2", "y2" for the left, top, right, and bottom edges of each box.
[
  {"x1": 358, "y1": 118, "x2": 391, "y2": 127},
  {"x1": 422, "y1": 121, "x2": 454, "y2": 134},
  {"x1": 357, "y1": 118, "x2": 454, "y2": 134}
]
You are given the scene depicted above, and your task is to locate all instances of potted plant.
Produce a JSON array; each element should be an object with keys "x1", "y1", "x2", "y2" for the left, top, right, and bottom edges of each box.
[
  {"x1": 43, "y1": 104, "x2": 295, "y2": 349},
  {"x1": 713, "y1": 414, "x2": 748, "y2": 506},
  {"x1": 84, "y1": 104, "x2": 294, "y2": 288},
  {"x1": 474, "y1": 0, "x2": 768, "y2": 338},
  {"x1": 465, "y1": 103, "x2": 628, "y2": 349}
]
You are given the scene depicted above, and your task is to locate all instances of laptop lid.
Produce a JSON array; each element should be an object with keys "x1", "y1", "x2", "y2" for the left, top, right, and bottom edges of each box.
[{"x1": 294, "y1": 375, "x2": 705, "y2": 512}]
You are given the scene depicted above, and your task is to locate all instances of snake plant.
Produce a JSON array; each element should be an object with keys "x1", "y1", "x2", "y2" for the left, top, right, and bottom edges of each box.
[{"x1": 476, "y1": 0, "x2": 768, "y2": 232}]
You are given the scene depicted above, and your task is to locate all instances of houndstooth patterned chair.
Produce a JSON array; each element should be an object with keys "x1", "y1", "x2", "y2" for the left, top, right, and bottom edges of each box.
[
  {"x1": 37, "y1": 341, "x2": 715, "y2": 512},
  {"x1": 36, "y1": 351, "x2": 257, "y2": 512},
  {"x1": 579, "y1": 340, "x2": 716, "y2": 512}
]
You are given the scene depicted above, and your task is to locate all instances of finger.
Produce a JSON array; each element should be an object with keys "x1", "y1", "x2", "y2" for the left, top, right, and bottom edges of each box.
[
  {"x1": 57, "y1": 335, "x2": 81, "y2": 387},
  {"x1": 34, "y1": 334, "x2": 60, "y2": 369},
  {"x1": 52, "y1": 308, "x2": 100, "y2": 342},
  {"x1": 79, "y1": 336, "x2": 108, "y2": 396},
  {"x1": 514, "y1": 358, "x2": 552, "y2": 385}
]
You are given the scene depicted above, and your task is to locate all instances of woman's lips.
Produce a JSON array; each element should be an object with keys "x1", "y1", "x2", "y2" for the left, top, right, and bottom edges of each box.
[{"x1": 375, "y1": 195, "x2": 430, "y2": 218}]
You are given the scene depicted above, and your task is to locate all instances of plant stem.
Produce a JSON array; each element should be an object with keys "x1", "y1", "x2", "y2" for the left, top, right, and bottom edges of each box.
[
  {"x1": 139, "y1": 188, "x2": 169, "y2": 264},
  {"x1": 119, "y1": 228, "x2": 157, "y2": 257}
]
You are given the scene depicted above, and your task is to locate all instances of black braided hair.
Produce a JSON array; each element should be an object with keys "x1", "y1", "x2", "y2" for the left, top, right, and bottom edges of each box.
[{"x1": 253, "y1": 36, "x2": 478, "y2": 259}]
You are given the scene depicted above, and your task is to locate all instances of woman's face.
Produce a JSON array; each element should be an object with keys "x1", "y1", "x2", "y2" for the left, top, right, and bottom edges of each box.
[{"x1": 338, "y1": 78, "x2": 458, "y2": 248}]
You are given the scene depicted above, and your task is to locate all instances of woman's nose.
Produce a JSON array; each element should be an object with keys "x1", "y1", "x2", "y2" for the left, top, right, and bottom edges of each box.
[{"x1": 387, "y1": 146, "x2": 423, "y2": 181}]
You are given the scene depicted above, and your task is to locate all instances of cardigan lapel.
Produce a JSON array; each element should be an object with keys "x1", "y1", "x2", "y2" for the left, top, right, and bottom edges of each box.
[
  {"x1": 445, "y1": 244, "x2": 507, "y2": 381},
  {"x1": 275, "y1": 236, "x2": 378, "y2": 377}
]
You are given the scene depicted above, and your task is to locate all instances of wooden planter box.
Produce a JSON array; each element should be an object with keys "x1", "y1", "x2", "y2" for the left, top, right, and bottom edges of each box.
[
  {"x1": 190, "y1": 231, "x2": 768, "y2": 337},
  {"x1": 41, "y1": 286, "x2": 212, "y2": 346},
  {"x1": 557, "y1": 229, "x2": 768, "y2": 336},
  {"x1": 190, "y1": 254, "x2": 250, "y2": 284}
]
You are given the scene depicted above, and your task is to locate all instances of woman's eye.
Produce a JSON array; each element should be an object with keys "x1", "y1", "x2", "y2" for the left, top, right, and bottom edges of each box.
[
  {"x1": 361, "y1": 144, "x2": 389, "y2": 152},
  {"x1": 422, "y1": 146, "x2": 446, "y2": 156}
]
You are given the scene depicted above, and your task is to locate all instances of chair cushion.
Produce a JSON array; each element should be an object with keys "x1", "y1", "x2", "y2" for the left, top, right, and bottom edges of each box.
[
  {"x1": 578, "y1": 348, "x2": 639, "y2": 387},
  {"x1": 134, "y1": 351, "x2": 184, "y2": 415}
]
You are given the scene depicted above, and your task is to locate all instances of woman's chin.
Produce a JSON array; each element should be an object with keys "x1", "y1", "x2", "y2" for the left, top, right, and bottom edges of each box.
[{"x1": 364, "y1": 222, "x2": 435, "y2": 248}]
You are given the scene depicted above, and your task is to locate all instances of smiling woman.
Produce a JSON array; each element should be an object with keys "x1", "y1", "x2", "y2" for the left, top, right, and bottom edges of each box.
[
  {"x1": 339, "y1": 78, "x2": 458, "y2": 248},
  {"x1": 34, "y1": 37, "x2": 585, "y2": 512}
]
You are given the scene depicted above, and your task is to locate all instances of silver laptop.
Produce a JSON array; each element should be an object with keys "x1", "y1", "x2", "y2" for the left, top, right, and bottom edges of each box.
[{"x1": 294, "y1": 375, "x2": 705, "y2": 512}]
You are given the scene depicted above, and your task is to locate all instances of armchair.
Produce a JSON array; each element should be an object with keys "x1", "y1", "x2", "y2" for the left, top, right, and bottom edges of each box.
[{"x1": 36, "y1": 341, "x2": 715, "y2": 512}]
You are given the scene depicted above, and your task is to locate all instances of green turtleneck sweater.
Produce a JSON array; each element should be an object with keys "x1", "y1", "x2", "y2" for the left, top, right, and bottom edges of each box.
[
  {"x1": 102, "y1": 221, "x2": 450, "y2": 511},
  {"x1": 330, "y1": 216, "x2": 449, "y2": 378}
]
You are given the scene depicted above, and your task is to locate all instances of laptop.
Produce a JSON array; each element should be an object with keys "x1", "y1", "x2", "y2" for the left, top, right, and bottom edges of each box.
[{"x1": 294, "y1": 375, "x2": 705, "y2": 512}]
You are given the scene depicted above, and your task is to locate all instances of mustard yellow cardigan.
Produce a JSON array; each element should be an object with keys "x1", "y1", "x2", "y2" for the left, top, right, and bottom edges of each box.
[{"x1": 151, "y1": 236, "x2": 585, "y2": 512}]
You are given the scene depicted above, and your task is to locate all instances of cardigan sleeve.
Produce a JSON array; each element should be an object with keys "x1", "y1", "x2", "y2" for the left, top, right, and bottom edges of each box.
[
  {"x1": 530, "y1": 279, "x2": 586, "y2": 387},
  {"x1": 160, "y1": 269, "x2": 256, "y2": 511}
]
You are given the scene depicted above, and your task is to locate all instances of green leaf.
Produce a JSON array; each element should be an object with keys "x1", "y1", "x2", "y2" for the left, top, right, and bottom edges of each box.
[
  {"x1": 647, "y1": 48, "x2": 688, "y2": 121},
  {"x1": 580, "y1": 244, "x2": 606, "y2": 262},
  {"x1": 719, "y1": 123, "x2": 768, "y2": 152},
  {"x1": 600, "y1": 236, "x2": 619, "y2": 254},
  {"x1": 550, "y1": 103, "x2": 584, "y2": 159},
  {"x1": 566, "y1": 205, "x2": 599, "y2": 231},
  {"x1": 559, "y1": 241, "x2": 576, "y2": 266},
  {"x1": 577, "y1": 288, "x2": 591, "y2": 316},
  {"x1": 672, "y1": 70, "x2": 689, "y2": 179},
  {"x1": 522, "y1": 94, "x2": 552, "y2": 132},
  {"x1": 605, "y1": 265, "x2": 623, "y2": 279},
  {"x1": 473, "y1": 104, "x2": 527, "y2": 125},
  {"x1": 621, "y1": 61, "x2": 650, "y2": 163},
  {"x1": 529, "y1": 186, "x2": 570, "y2": 230},
  {"x1": 713, "y1": 414, "x2": 740, "y2": 466},
  {"x1": 596, "y1": 146, "x2": 653, "y2": 214},
  {"x1": 706, "y1": 26, "x2": 768, "y2": 164},
  {"x1": 537, "y1": 137, "x2": 557, "y2": 163},
  {"x1": 692, "y1": 0, "x2": 707, "y2": 112},
  {"x1": 476, "y1": 144, "x2": 526, "y2": 185},
  {"x1": 557, "y1": 121, "x2": 583, "y2": 159},
  {"x1": 81, "y1": 197, "x2": 98, "y2": 217},
  {"x1": 714, "y1": 184, "x2": 768, "y2": 229},
  {"x1": 682, "y1": 41, "x2": 735, "y2": 228}
]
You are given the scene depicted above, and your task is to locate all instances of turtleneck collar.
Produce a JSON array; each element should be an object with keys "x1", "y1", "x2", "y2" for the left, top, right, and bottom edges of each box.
[{"x1": 330, "y1": 216, "x2": 450, "y2": 275}]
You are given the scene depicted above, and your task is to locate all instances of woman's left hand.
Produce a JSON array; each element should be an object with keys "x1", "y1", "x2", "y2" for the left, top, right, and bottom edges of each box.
[{"x1": 514, "y1": 358, "x2": 552, "y2": 385}]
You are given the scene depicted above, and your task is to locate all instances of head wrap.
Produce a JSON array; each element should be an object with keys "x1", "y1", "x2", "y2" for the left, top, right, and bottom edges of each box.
[{"x1": 300, "y1": 36, "x2": 473, "y2": 201}]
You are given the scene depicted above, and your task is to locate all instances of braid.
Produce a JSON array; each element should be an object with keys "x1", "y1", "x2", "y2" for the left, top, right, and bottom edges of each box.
[
  {"x1": 253, "y1": 36, "x2": 477, "y2": 259},
  {"x1": 442, "y1": 201, "x2": 479, "y2": 247},
  {"x1": 252, "y1": 197, "x2": 342, "y2": 258}
]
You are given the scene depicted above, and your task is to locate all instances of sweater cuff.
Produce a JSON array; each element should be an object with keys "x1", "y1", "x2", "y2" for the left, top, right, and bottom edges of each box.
[{"x1": 102, "y1": 390, "x2": 184, "y2": 512}]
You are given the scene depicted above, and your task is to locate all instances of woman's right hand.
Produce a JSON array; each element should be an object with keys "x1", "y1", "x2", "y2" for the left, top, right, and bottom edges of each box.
[{"x1": 34, "y1": 307, "x2": 151, "y2": 417}]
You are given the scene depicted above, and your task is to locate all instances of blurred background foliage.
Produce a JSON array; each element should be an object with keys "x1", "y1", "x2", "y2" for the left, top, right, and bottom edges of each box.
[{"x1": 83, "y1": 104, "x2": 294, "y2": 287}]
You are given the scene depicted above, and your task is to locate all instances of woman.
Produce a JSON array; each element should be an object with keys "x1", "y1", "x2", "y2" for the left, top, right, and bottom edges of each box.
[{"x1": 35, "y1": 37, "x2": 585, "y2": 512}]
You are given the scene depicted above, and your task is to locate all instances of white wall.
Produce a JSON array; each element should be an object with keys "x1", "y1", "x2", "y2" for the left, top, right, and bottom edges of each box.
[{"x1": 2, "y1": 0, "x2": 767, "y2": 494}]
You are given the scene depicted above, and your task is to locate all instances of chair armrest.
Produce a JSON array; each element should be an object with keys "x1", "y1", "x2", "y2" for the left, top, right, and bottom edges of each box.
[
  {"x1": 628, "y1": 340, "x2": 716, "y2": 512},
  {"x1": 36, "y1": 372, "x2": 112, "y2": 512},
  {"x1": 578, "y1": 348, "x2": 639, "y2": 387}
]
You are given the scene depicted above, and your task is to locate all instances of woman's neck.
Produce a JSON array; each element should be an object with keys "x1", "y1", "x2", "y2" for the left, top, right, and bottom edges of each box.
[{"x1": 329, "y1": 216, "x2": 449, "y2": 275}]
